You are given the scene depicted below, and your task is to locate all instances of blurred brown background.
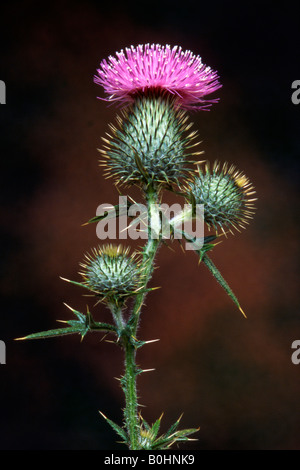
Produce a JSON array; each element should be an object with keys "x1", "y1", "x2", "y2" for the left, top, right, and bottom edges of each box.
[{"x1": 0, "y1": 0, "x2": 299, "y2": 450}]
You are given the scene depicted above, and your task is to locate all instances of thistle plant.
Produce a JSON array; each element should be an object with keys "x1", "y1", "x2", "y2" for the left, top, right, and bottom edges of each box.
[{"x1": 16, "y1": 44, "x2": 256, "y2": 450}]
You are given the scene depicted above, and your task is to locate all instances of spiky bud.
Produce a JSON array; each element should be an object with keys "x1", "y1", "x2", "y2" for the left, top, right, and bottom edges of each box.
[
  {"x1": 186, "y1": 161, "x2": 256, "y2": 234},
  {"x1": 99, "y1": 94, "x2": 200, "y2": 186},
  {"x1": 79, "y1": 244, "x2": 144, "y2": 303}
]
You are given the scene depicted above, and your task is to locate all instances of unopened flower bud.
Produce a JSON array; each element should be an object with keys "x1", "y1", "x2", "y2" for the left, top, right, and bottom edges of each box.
[
  {"x1": 186, "y1": 161, "x2": 256, "y2": 235},
  {"x1": 79, "y1": 244, "x2": 144, "y2": 303},
  {"x1": 99, "y1": 95, "x2": 200, "y2": 186}
]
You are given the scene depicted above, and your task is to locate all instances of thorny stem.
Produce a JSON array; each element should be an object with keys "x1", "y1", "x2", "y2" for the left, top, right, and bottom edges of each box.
[
  {"x1": 108, "y1": 302, "x2": 125, "y2": 334},
  {"x1": 122, "y1": 182, "x2": 161, "y2": 449},
  {"x1": 123, "y1": 338, "x2": 140, "y2": 449}
]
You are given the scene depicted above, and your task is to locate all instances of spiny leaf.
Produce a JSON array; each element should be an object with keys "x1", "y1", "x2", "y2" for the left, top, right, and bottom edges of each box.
[
  {"x1": 153, "y1": 427, "x2": 199, "y2": 449},
  {"x1": 164, "y1": 413, "x2": 183, "y2": 438},
  {"x1": 99, "y1": 411, "x2": 128, "y2": 443},
  {"x1": 202, "y1": 254, "x2": 246, "y2": 317},
  {"x1": 150, "y1": 413, "x2": 164, "y2": 440},
  {"x1": 139, "y1": 414, "x2": 151, "y2": 432},
  {"x1": 15, "y1": 326, "x2": 88, "y2": 341},
  {"x1": 197, "y1": 242, "x2": 216, "y2": 261},
  {"x1": 63, "y1": 303, "x2": 86, "y2": 322},
  {"x1": 175, "y1": 229, "x2": 217, "y2": 255},
  {"x1": 15, "y1": 304, "x2": 117, "y2": 341},
  {"x1": 60, "y1": 277, "x2": 95, "y2": 292},
  {"x1": 169, "y1": 427, "x2": 200, "y2": 440}
]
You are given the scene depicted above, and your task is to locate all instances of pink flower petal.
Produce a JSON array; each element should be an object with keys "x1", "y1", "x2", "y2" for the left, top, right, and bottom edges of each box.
[{"x1": 94, "y1": 44, "x2": 222, "y2": 110}]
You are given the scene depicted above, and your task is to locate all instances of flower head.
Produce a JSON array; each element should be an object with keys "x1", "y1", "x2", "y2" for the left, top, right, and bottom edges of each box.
[
  {"x1": 79, "y1": 244, "x2": 144, "y2": 303},
  {"x1": 99, "y1": 94, "x2": 201, "y2": 186},
  {"x1": 187, "y1": 162, "x2": 256, "y2": 235},
  {"x1": 94, "y1": 44, "x2": 222, "y2": 110}
]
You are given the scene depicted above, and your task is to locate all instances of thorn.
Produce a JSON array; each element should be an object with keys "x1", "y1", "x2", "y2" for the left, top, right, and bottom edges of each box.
[
  {"x1": 141, "y1": 368, "x2": 156, "y2": 373},
  {"x1": 99, "y1": 411, "x2": 108, "y2": 420},
  {"x1": 179, "y1": 242, "x2": 185, "y2": 254},
  {"x1": 143, "y1": 338, "x2": 160, "y2": 344},
  {"x1": 99, "y1": 333, "x2": 109, "y2": 342},
  {"x1": 165, "y1": 243, "x2": 175, "y2": 253},
  {"x1": 148, "y1": 286, "x2": 161, "y2": 291},
  {"x1": 239, "y1": 306, "x2": 247, "y2": 319},
  {"x1": 93, "y1": 298, "x2": 103, "y2": 307},
  {"x1": 63, "y1": 302, "x2": 75, "y2": 312}
]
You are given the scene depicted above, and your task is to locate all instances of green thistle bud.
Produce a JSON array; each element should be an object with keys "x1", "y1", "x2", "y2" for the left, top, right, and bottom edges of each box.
[
  {"x1": 186, "y1": 161, "x2": 256, "y2": 234},
  {"x1": 79, "y1": 244, "x2": 144, "y2": 303},
  {"x1": 99, "y1": 94, "x2": 201, "y2": 186}
]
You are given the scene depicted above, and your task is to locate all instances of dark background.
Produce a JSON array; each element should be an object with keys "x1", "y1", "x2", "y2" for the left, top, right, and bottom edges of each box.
[{"x1": 0, "y1": 0, "x2": 299, "y2": 450}]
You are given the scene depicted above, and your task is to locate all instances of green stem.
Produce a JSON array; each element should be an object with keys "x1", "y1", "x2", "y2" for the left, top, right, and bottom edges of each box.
[
  {"x1": 130, "y1": 237, "x2": 160, "y2": 334},
  {"x1": 130, "y1": 184, "x2": 161, "y2": 334},
  {"x1": 124, "y1": 339, "x2": 139, "y2": 449},
  {"x1": 123, "y1": 183, "x2": 161, "y2": 450},
  {"x1": 108, "y1": 302, "x2": 125, "y2": 334}
]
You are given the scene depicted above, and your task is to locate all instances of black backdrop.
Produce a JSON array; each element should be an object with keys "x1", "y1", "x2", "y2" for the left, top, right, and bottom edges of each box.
[{"x1": 0, "y1": 0, "x2": 299, "y2": 450}]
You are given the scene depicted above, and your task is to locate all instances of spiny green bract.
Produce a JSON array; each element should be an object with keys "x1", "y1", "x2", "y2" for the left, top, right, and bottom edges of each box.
[
  {"x1": 187, "y1": 161, "x2": 256, "y2": 235},
  {"x1": 99, "y1": 94, "x2": 201, "y2": 186},
  {"x1": 79, "y1": 244, "x2": 144, "y2": 302}
]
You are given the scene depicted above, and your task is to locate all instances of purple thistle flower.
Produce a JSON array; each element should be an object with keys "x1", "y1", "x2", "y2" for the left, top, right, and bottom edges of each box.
[{"x1": 94, "y1": 44, "x2": 222, "y2": 110}]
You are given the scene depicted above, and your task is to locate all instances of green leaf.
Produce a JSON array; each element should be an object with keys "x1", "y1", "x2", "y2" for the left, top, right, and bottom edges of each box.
[
  {"x1": 202, "y1": 254, "x2": 246, "y2": 317},
  {"x1": 150, "y1": 414, "x2": 163, "y2": 440},
  {"x1": 153, "y1": 424, "x2": 199, "y2": 449},
  {"x1": 163, "y1": 414, "x2": 182, "y2": 438},
  {"x1": 137, "y1": 413, "x2": 199, "y2": 450},
  {"x1": 15, "y1": 304, "x2": 117, "y2": 341},
  {"x1": 63, "y1": 303, "x2": 86, "y2": 322},
  {"x1": 197, "y1": 242, "x2": 215, "y2": 261},
  {"x1": 153, "y1": 429, "x2": 199, "y2": 449},
  {"x1": 99, "y1": 411, "x2": 128, "y2": 443},
  {"x1": 170, "y1": 427, "x2": 200, "y2": 441},
  {"x1": 175, "y1": 229, "x2": 217, "y2": 255},
  {"x1": 15, "y1": 326, "x2": 88, "y2": 341},
  {"x1": 59, "y1": 277, "x2": 97, "y2": 293},
  {"x1": 139, "y1": 415, "x2": 151, "y2": 432}
]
